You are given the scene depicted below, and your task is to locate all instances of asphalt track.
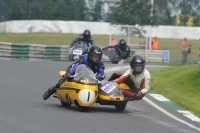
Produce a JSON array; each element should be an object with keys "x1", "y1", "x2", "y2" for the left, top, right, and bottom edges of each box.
[{"x1": 0, "y1": 60, "x2": 200, "y2": 133}]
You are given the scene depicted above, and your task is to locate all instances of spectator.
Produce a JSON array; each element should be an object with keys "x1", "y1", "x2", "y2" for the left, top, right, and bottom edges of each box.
[
  {"x1": 111, "y1": 38, "x2": 118, "y2": 46},
  {"x1": 107, "y1": 38, "x2": 118, "y2": 50},
  {"x1": 152, "y1": 36, "x2": 159, "y2": 50},
  {"x1": 180, "y1": 38, "x2": 189, "y2": 65},
  {"x1": 139, "y1": 38, "x2": 149, "y2": 49}
]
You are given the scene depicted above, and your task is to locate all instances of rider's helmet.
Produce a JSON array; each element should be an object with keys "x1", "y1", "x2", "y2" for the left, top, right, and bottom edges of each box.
[
  {"x1": 118, "y1": 39, "x2": 127, "y2": 50},
  {"x1": 83, "y1": 29, "x2": 91, "y2": 39},
  {"x1": 88, "y1": 45, "x2": 103, "y2": 64},
  {"x1": 130, "y1": 54, "x2": 146, "y2": 74}
]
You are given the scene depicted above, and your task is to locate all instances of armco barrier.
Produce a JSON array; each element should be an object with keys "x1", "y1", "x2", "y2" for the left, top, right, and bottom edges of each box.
[{"x1": 0, "y1": 42, "x2": 70, "y2": 61}]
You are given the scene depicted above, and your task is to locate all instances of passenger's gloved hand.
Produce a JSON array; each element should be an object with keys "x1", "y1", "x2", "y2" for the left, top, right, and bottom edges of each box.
[
  {"x1": 115, "y1": 47, "x2": 120, "y2": 51},
  {"x1": 135, "y1": 91, "x2": 142, "y2": 97},
  {"x1": 133, "y1": 91, "x2": 143, "y2": 100}
]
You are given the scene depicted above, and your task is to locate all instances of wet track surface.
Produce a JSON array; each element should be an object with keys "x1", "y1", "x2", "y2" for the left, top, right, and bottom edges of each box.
[{"x1": 0, "y1": 60, "x2": 200, "y2": 133}]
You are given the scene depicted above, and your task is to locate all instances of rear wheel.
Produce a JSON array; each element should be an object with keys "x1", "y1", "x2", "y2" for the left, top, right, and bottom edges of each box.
[
  {"x1": 60, "y1": 100, "x2": 71, "y2": 107},
  {"x1": 115, "y1": 102, "x2": 127, "y2": 111}
]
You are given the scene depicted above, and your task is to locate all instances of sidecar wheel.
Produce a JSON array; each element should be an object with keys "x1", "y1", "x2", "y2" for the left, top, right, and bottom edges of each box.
[
  {"x1": 68, "y1": 55, "x2": 74, "y2": 61},
  {"x1": 79, "y1": 106, "x2": 89, "y2": 112},
  {"x1": 60, "y1": 101, "x2": 71, "y2": 107},
  {"x1": 115, "y1": 102, "x2": 127, "y2": 111}
]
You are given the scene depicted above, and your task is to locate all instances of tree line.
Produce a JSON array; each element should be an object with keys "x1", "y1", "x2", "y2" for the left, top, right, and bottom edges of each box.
[{"x1": 0, "y1": 0, "x2": 200, "y2": 26}]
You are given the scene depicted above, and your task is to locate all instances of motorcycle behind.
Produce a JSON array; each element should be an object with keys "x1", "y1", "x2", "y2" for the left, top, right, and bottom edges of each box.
[
  {"x1": 68, "y1": 41, "x2": 89, "y2": 61},
  {"x1": 54, "y1": 64, "x2": 134, "y2": 112},
  {"x1": 102, "y1": 47, "x2": 121, "y2": 64}
]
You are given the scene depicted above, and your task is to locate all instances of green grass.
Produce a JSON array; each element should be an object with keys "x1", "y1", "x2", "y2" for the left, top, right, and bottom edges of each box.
[
  {"x1": 151, "y1": 64, "x2": 200, "y2": 117},
  {"x1": 0, "y1": 33, "x2": 199, "y2": 58}
]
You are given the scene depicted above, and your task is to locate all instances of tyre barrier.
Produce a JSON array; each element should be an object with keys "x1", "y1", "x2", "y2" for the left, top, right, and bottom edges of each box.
[
  {"x1": 0, "y1": 42, "x2": 70, "y2": 61},
  {"x1": 0, "y1": 42, "x2": 169, "y2": 63}
]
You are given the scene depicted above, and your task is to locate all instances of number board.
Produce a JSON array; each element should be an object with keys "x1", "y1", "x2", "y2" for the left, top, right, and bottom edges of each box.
[
  {"x1": 100, "y1": 83, "x2": 116, "y2": 94},
  {"x1": 73, "y1": 50, "x2": 82, "y2": 55}
]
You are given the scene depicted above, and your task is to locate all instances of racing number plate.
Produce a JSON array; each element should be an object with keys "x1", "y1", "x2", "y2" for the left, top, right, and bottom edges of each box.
[
  {"x1": 73, "y1": 50, "x2": 82, "y2": 55},
  {"x1": 100, "y1": 83, "x2": 116, "y2": 94}
]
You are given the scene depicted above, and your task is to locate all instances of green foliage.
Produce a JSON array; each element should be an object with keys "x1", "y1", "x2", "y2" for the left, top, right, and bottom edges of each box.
[
  {"x1": 8, "y1": 0, "x2": 27, "y2": 20},
  {"x1": 0, "y1": 0, "x2": 6, "y2": 21},
  {"x1": 150, "y1": 65, "x2": 200, "y2": 117},
  {"x1": 0, "y1": 0, "x2": 100, "y2": 21},
  {"x1": 88, "y1": 0, "x2": 105, "y2": 21},
  {"x1": 108, "y1": 0, "x2": 159, "y2": 25},
  {"x1": 153, "y1": 0, "x2": 175, "y2": 25},
  {"x1": 1, "y1": 0, "x2": 200, "y2": 26}
]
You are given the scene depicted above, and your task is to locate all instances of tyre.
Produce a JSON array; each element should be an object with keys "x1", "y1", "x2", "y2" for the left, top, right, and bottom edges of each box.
[
  {"x1": 68, "y1": 55, "x2": 74, "y2": 61},
  {"x1": 79, "y1": 106, "x2": 89, "y2": 112},
  {"x1": 60, "y1": 100, "x2": 71, "y2": 107},
  {"x1": 115, "y1": 102, "x2": 127, "y2": 111}
]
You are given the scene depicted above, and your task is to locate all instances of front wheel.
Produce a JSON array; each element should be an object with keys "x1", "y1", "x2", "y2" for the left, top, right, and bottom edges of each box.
[
  {"x1": 115, "y1": 102, "x2": 127, "y2": 111},
  {"x1": 68, "y1": 54, "x2": 74, "y2": 61},
  {"x1": 79, "y1": 106, "x2": 89, "y2": 112},
  {"x1": 60, "y1": 100, "x2": 71, "y2": 107}
]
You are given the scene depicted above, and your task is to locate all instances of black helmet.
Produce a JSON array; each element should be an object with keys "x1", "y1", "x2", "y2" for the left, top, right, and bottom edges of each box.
[
  {"x1": 88, "y1": 45, "x2": 103, "y2": 64},
  {"x1": 118, "y1": 39, "x2": 127, "y2": 50},
  {"x1": 130, "y1": 54, "x2": 146, "y2": 74},
  {"x1": 83, "y1": 29, "x2": 91, "y2": 39}
]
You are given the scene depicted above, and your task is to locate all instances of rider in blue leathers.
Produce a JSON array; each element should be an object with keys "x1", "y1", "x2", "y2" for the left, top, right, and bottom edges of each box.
[{"x1": 43, "y1": 45, "x2": 105, "y2": 100}]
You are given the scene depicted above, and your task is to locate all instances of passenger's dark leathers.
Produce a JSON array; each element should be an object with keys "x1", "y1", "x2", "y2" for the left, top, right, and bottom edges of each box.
[{"x1": 70, "y1": 34, "x2": 94, "y2": 48}]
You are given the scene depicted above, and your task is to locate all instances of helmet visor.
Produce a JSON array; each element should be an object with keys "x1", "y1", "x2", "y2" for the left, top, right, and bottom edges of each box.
[
  {"x1": 90, "y1": 53, "x2": 102, "y2": 63},
  {"x1": 131, "y1": 63, "x2": 144, "y2": 74},
  {"x1": 83, "y1": 31, "x2": 90, "y2": 39},
  {"x1": 134, "y1": 65, "x2": 143, "y2": 71}
]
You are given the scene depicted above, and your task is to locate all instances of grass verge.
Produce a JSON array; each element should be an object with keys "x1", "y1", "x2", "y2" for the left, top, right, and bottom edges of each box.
[{"x1": 150, "y1": 64, "x2": 200, "y2": 117}]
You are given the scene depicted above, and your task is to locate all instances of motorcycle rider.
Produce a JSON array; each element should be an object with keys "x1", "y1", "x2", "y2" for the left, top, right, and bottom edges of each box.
[
  {"x1": 102, "y1": 39, "x2": 130, "y2": 59},
  {"x1": 43, "y1": 45, "x2": 105, "y2": 100},
  {"x1": 70, "y1": 29, "x2": 94, "y2": 48},
  {"x1": 108, "y1": 54, "x2": 151, "y2": 100}
]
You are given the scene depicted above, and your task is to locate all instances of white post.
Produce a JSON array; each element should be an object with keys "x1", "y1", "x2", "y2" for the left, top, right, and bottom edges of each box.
[
  {"x1": 149, "y1": 0, "x2": 154, "y2": 50},
  {"x1": 128, "y1": 26, "x2": 130, "y2": 45},
  {"x1": 145, "y1": 29, "x2": 148, "y2": 60},
  {"x1": 109, "y1": 24, "x2": 112, "y2": 46}
]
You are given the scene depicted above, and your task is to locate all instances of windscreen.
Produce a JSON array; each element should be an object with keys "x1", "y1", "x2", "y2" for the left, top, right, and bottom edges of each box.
[{"x1": 73, "y1": 64, "x2": 97, "y2": 84}]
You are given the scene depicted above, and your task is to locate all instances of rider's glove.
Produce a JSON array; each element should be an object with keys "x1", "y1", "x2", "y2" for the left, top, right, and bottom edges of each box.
[
  {"x1": 102, "y1": 48, "x2": 105, "y2": 50},
  {"x1": 96, "y1": 75, "x2": 104, "y2": 81},
  {"x1": 67, "y1": 76, "x2": 74, "y2": 81}
]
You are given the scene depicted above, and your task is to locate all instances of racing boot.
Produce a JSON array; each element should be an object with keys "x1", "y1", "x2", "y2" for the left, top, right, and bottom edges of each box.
[
  {"x1": 43, "y1": 75, "x2": 69, "y2": 100},
  {"x1": 43, "y1": 85, "x2": 57, "y2": 100}
]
